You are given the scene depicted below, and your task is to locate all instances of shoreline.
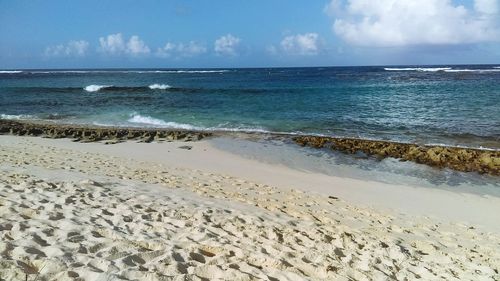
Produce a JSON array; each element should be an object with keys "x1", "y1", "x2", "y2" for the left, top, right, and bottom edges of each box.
[
  {"x1": 12, "y1": 134, "x2": 500, "y2": 230},
  {"x1": 1, "y1": 134, "x2": 499, "y2": 280},
  {"x1": 1, "y1": 119, "x2": 499, "y2": 175}
]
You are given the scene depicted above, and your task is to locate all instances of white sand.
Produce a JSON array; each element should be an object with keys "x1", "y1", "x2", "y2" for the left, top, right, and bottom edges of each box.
[{"x1": 0, "y1": 135, "x2": 499, "y2": 280}]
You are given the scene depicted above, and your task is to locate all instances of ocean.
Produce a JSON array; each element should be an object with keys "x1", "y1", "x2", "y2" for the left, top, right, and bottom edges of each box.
[{"x1": 0, "y1": 65, "x2": 499, "y2": 149}]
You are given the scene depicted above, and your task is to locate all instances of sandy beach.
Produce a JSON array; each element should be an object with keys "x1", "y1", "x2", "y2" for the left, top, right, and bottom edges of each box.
[
  {"x1": 2, "y1": 0, "x2": 500, "y2": 279},
  {"x1": 0, "y1": 135, "x2": 499, "y2": 281}
]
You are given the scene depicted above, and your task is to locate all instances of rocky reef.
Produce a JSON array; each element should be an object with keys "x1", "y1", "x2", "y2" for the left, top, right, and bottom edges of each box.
[
  {"x1": 1, "y1": 119, "x2": 498, "y2": 175},
  {"x1": 293, "y1": 136, "x2": 500, "y2": 175},
  {"x1": 0, "y1": 120, "x2": 211, "y2": 143}
]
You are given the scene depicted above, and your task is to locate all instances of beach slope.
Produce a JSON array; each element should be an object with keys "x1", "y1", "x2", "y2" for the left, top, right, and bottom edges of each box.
[{"x1": 1, "y1": 136, "x2": 499, "y2": 281}]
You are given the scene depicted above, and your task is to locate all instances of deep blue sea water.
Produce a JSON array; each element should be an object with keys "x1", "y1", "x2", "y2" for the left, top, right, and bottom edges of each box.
[{"x1": 1, "y1": 65, "x2": 499, "y2": 149}]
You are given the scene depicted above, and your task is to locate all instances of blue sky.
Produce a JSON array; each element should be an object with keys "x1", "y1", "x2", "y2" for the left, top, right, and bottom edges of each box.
[{"x1": 1, "y1": 0, "x2": 499, "y2": 68}]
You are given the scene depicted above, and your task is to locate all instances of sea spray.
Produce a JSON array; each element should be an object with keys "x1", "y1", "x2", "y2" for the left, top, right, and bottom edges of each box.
[
  {"x1": 127, "y1": 113, "x2": 200, "y2": 130},
  {"x1": 84, "y1": 85, "x2": 113, "y2": 92},
  {"x1": 148, "y1": 84, "x2": 172, "y2": 90}
]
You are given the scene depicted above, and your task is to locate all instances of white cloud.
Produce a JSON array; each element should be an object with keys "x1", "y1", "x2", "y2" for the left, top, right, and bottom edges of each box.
[
  {"x1": 126, "y1": 35, "x2": 150, "y2": 55},
  {"x1": 214, "y1": 34, "x2": 241, "y2": 56},
  {"x1": 99, "y1": 33, "x2": 125, "y2": 54},
  {"x1": 475, "y1": 0, "x2": 499, "y2": 14},
  {"x1": 157, "y1": 41, "x2": 207, "y2": 58},
  {"x1": 44, "y1": 40, "x2": 89, "y2": 57},
  {"x1": 280, "y1": 33, "x2": 321, "y2": 55},
  {"x1": 99, "y1": 33, "x2": 150, "y2": 55},
  {"x1": 326, "y1": 0, "x2": 500, "y2": 47}
]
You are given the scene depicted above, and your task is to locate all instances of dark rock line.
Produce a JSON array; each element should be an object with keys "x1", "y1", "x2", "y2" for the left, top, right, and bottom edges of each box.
[
  {"x1": 1, "y1": 119, "x2": 498, "y2": 175},
  {"x1": 293, "y1": 136, "x2": 499, "y2": 176},
  {"x1": 0, "y1": 120, "x2": 211, "y2": 143}
]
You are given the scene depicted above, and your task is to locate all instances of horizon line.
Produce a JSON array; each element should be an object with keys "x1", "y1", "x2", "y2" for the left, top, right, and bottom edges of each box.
[{"x1": 2, "y1": 63, "x2": 500, "y2": 71}]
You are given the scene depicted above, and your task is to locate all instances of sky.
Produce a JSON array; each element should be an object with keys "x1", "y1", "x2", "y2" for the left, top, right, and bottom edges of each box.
[{"x1": 1, "y1": 0, "x2": 500, "y2": 69}]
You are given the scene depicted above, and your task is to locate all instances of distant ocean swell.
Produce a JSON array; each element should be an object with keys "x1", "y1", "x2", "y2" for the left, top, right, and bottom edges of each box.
[
  {"x1": 0, "y1": 70, "x2": 230, "y2": 74},
  {"x1": 5, "y1": 85, "x2": 177, "y2": 93},
  {"x1": 8, "y1": 85, "x2": 309, "y2": 94},
  {"x1": 384, "y1": 67, "x2": 452, "y2": 72},
  {"x1": 384, "y1": 67, "x2": 500, "y2": 73},
  {"x1": 3, "y1": 67, "x2": 500, "y2": 75}
]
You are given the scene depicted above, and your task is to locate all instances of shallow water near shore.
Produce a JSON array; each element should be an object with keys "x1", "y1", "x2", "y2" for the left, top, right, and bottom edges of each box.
[{"x1": 210, "y1": 136, "x2": 500, "y2": 197}]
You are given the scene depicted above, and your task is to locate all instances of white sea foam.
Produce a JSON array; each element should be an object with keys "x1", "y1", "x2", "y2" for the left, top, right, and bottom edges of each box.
[
  {"x1": 92, "y1": 121, "x2": 116, "y2": 127},
  {"x1": 29, "y1": 70, "x2": 229, "y2": 74},
  {"x1": 136, "y1": 70, "x2": 229, "y2": 74},
  {"x1": 424, "y1": 143, "x2": 499, "y2": 152},
  {"x1": 148, "y1": 84, "x2": 172, "y2": 90},
  {"x1": 0, "y1": 70, "x2": 23, "y2": 74},
  {"x1": 126, "y1": 113, "x2": 272, "y2": 132},
  {"x1": 84, "y1": 85, "x2": 113, "y2": 92},
  {"x1": 93, "y1": 114, "x2": 276, "y2": 134},
  {"x1": 384, "y1": 67, "x2": 452, "y2": 72},
  {"x1": 443, "y1": 69, "x2": 500, "y2": 73},
  {"x1": 218, "y1": 128, "x2": 269, "y2": 133},
  {"x1": 126, "y1": 113, "x2": 286, "y2": 133},
  {"x1": 33, "y1": 71, "x2": 93, "y2": 74},
  {"x1": 0, "y1": 114, "x2": 34, "y2": 120},
  {"x1": 211, "y1": 125, "x2": 271, "y2": 133},
  {"x1": 385, "y1": 67, "x2": 500, "y2": 73},
  {"x1": 168, "y1": 70, "x2": 229, "y2": 73},
  {"x1": 494, "y1": 66, "x2": 500, "y2": 69},
  {"x1": 127, "y1": 114, "x2": 200, "y2": 130}
]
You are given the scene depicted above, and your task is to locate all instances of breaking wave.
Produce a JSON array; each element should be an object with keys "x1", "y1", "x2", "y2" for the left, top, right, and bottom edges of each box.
[
  {"x1": 127, "y1": 114, "x2": 200, "y2": 130},
  {"x1": 148, "y1": 84, "x2": 172, "y2": 90},
  {"x1": 84, "y1": 85, "x2": 114, "y2": 92},
  {"x1": 384, "y1": 67, "x2": 452, "y2": 72},
  {"x1": 443, "y1": 69, "x2": 500, "y2": 73},
  {"x1": 84, "y1": 84, "x2": 175, "y2": 92},
  {"x1": 16, "y1": 85, "x2": 286, "y2": 94},
  {"x1": 0, "y1": 70, "x2": 23, "y2": 74},
  {"x1": 385, "y1": 67, "x2": 500, "y2": 73},
  {"x1": 0, "y1": 114, "x2": 34, "y2": 120},
  {"x1": 126, "y1": 113, "x2": 274, "y2": 133},
  {"x1": 20, "y1": 70, "x2": 230, "y2": 74},
  {"x1": 164, "y1": 70, "x2": 229, "y2": 73}
]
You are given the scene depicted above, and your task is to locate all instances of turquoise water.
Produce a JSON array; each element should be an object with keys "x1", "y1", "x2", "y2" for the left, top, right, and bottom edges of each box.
[{"x1": 0, "y1": 66, "x2": 499, "y2": 149}]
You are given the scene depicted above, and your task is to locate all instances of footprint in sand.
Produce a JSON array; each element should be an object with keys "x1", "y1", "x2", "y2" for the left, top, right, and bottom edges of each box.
[
  {"x1": 48, "y1": 212, "x2": 64, "y2": 220},
  {"x1": 32, "y1": 233, "x2": 50, "y2": 247},
  {"x1": 122, "y1": 254, "x2": 146, "y2": 266},
  {"x1": 25, "y1": 247, "x2": 47, "y2": 258}
]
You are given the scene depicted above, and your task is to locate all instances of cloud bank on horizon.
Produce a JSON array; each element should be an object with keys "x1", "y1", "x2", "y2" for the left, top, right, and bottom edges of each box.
[{"x1": 1, "y1": 0, "x2": 500, "y2": 68}]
